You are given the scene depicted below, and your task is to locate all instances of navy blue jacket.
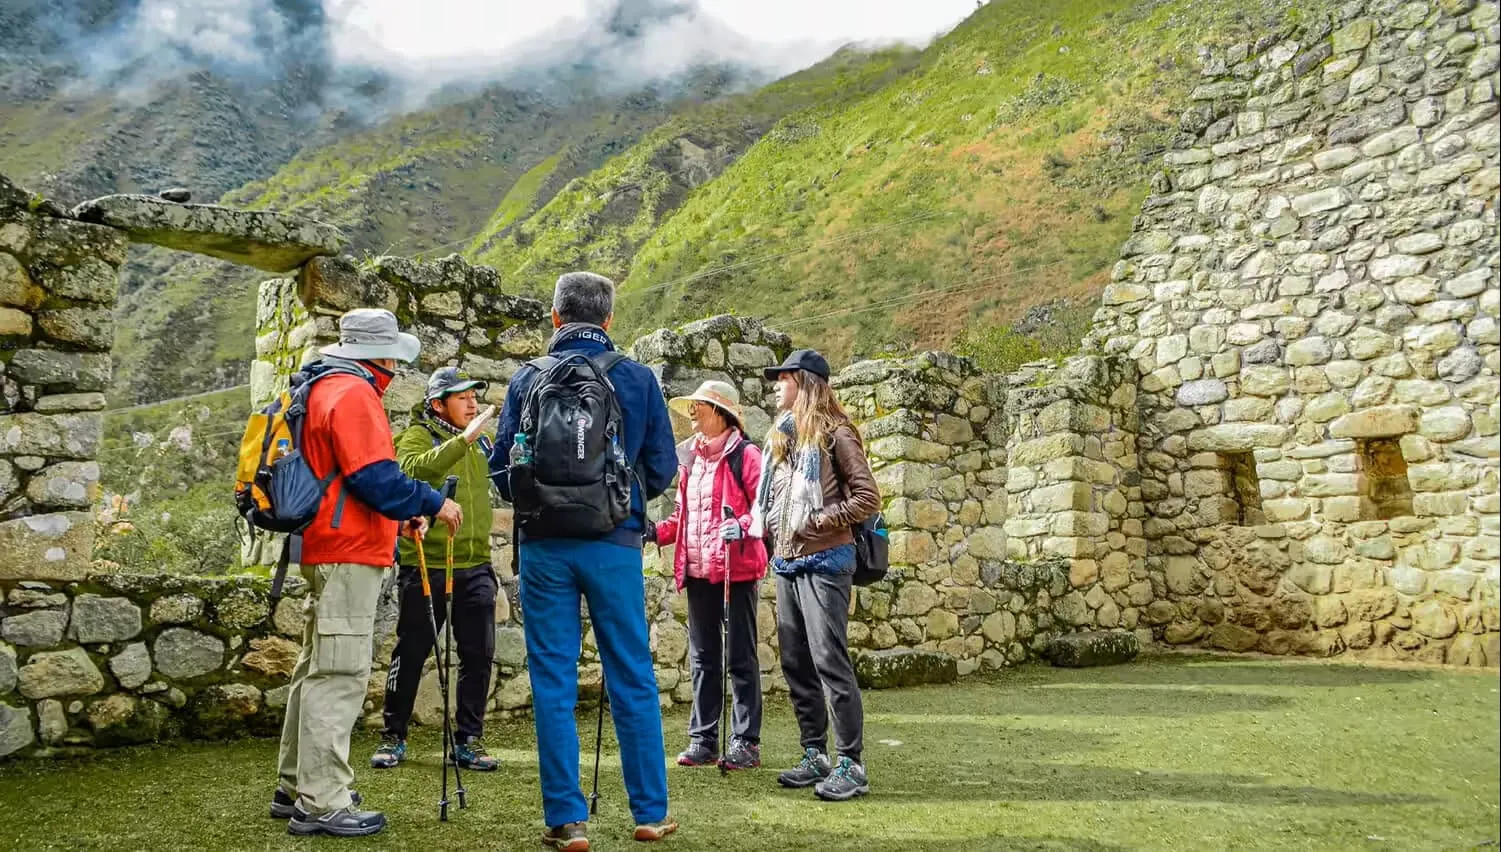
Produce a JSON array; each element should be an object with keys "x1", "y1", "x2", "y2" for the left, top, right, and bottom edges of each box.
[{"x1": 490, "y1": 325, "x2": 677, "y2": 550}]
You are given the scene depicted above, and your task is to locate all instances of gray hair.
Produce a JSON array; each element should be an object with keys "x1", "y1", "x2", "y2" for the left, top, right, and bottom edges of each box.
[{"x1": 553, "y1": 272, "x2": 616, "y2": 325}]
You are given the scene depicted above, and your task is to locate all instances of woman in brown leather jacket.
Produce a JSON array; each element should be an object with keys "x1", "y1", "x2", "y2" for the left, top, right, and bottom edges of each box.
[{"x1": 747, "y1": 349, "x2": 881, "y2": 802}]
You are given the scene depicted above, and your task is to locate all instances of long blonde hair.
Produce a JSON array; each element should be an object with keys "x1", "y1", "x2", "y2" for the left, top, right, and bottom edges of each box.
[{"x1": 768, "y1": 369, "x2": 851, "y2": 464}]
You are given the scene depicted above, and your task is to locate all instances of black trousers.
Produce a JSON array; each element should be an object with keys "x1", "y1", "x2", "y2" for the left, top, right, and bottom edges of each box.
[
  {"x1": 684, "y1": 577, "x2": 763, "y2": 749},
  {"x1": 381, "y1": 563, "x2": 497, "y2": 741},
  {"x1": 776, "y1": 570, "x2": 863, "y2": 762}
]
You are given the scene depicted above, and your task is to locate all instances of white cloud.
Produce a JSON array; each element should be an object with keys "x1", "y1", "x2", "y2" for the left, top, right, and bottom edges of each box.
[{"x1": 328, "y1": 0, "x2": 978, "y2": 69}]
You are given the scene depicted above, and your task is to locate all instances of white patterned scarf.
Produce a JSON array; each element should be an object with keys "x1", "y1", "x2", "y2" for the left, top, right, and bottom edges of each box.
[{"x1": 748, "y1": 411, "x2": 823, "y2": 542}]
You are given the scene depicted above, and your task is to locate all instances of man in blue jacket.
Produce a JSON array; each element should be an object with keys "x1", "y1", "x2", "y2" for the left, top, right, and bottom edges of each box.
[{"x1": 491, "y1": 271, "x2": 679, "y2": 850}]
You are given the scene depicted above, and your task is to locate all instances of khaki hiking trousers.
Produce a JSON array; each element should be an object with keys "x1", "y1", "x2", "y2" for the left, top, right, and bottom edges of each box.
[{"x1": 276, "y1": 562, "x2": 384, "y2": 815}]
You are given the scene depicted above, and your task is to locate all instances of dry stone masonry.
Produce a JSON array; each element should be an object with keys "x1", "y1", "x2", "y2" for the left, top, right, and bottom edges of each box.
[
  {"x1": 1087, "y1": 0, "x2": 1500, "y2": 664},
  {"x1": 2, "y1": 0, "x2": 1498, "y2": 756}
]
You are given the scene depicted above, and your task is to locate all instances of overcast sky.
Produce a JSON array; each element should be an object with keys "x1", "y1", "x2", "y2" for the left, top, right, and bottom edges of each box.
[{"x1": 330, "y1": 0, "x2": 981, "y2": 66}]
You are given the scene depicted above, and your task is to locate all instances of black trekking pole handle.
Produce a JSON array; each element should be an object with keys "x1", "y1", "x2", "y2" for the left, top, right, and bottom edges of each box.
[{"x1": 443, "y1": 475, "x2": 459, "y2": 500}]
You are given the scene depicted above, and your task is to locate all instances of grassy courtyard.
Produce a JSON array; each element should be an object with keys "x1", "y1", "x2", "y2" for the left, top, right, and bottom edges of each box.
[{"x1": 0, "y1": 654, "x2": 1496, "y2": 851}]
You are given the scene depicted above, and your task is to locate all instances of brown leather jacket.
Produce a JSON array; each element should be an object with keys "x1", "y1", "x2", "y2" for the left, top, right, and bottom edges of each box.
[{"x1": 772, "y1": 423, "x2": 882, "y2": 560}]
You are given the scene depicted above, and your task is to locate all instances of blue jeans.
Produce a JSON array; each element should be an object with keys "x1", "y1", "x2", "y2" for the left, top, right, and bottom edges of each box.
[{"x1": 519, "y1": 539, "x2": 668, "y2": 827}]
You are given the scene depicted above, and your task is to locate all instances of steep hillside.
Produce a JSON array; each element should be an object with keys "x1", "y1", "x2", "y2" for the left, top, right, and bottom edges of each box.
[
  {"x1": 607, "y1": 0, "x2": 1317, "y2": 365},
  {"x1": 468, "y1": 46, "x2": 924, "y2": 290},
  {"x1": 106, "y1": 80, "x2": 720, "y2": 404}
]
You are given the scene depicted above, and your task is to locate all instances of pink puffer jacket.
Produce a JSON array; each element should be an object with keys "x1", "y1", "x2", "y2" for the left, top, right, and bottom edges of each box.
[{"x1": 654, "y1": 429, "x2": 768, "y2": 589}]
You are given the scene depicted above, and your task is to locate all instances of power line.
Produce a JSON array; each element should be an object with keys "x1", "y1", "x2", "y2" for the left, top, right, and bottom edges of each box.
[
  {"x1": 620, "y1": 209, "x2": 957, "y2": 301},
  {"x1": 105, "y1": 384, "x2": 250, "y2": 414},
  {"x1": 775, "y1": 256, "x2": 1082, "y2": 330}
]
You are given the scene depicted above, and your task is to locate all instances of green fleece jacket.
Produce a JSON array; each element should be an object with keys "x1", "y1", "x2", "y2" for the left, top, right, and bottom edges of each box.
[{"x1": 393, "y1": 417, "x2": 494, "y2": 570}]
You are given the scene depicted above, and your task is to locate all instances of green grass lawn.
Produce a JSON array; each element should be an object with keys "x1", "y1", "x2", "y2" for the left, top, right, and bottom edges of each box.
[{"x1": 2, "y1": 655, "x2": 1497, "y2": 851}]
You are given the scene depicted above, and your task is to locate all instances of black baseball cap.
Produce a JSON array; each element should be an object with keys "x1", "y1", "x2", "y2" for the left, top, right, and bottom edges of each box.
[{"x1": 764, "y1": 349, "x2": 831, "y2": 382}]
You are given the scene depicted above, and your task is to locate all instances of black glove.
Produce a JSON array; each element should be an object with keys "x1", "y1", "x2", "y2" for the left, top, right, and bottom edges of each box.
[{"x1": 643, "y1": 519, "x2": 658, "y2": 545}]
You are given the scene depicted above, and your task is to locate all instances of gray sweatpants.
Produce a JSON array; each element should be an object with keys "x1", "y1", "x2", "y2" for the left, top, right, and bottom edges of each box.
[
  {"x1": 685, "y1": 577, "x2": 763, "y2": 748},
  {"x1": 776, "y1": 570, "x2": 863, "y2": 762}
]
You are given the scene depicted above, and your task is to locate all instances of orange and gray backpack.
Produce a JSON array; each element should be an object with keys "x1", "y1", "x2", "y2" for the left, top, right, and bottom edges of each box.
[{"x1": 234, "y1": 360, "x2": 368, "y2": 599}]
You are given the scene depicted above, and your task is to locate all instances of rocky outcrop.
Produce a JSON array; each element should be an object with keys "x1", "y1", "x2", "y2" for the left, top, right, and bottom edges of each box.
[{"x1": 70, "y1": 195, "x2": 345, "y2": 273}]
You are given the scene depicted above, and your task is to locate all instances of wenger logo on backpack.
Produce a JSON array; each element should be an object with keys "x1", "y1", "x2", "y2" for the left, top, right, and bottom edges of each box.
[{"x1": 509, "y1": 351, "x2": 633, "y2": 538}]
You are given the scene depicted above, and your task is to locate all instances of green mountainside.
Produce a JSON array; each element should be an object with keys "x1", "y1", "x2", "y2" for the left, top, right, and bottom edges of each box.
[
  {"x1": 2, "y1": 0, "x2": 1315, "y2": 408},
  {"x1": 607, "y1": 0, "x2": 1310, "y2": 362}
]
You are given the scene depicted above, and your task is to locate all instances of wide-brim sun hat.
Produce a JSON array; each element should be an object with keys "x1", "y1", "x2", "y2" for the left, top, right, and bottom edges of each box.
[
  {"x1": 668, "y1": 380, "x2": 744, "y2": 438},
  {"x1": 319, "y1": 308, "x2": 422, "y2": 364}
]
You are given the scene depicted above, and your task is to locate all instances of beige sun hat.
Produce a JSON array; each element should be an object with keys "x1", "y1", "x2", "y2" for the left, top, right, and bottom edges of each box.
[{"x1": 668, "y1": 380, "x2": 744, "y2": 437}]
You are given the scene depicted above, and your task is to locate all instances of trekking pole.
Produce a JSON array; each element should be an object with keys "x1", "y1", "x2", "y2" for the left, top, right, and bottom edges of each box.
[
  {"x1": 589, "y1": 670, "x2": 607, "y2": 815},
  {"x1": 440, "y1": 475, "x2": 467, "y2": 810},
  {"x1": 719, "y1": 506, "x2": 735, "y2": 777},
  {"x1": 415, "y1": 532, "x2": 451, "y2": 821}
]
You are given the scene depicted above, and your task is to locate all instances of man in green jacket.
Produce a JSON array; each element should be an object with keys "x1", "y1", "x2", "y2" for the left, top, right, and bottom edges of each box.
[{"x1": 370, "y1": 366, "x2": 501, "y2": 772}]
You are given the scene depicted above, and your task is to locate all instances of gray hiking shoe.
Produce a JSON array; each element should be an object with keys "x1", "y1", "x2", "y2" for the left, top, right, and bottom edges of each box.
[
  {"x1": 776, "y1": 747, "x2": 831, "y2": 788},
  {"x1": 676, "y1": 741, "x2": 718, "y2": 767},
  {"x1": 720, "y1": 737, "x2": 761, "y2": 770},
  {"x1": 814, "y1": 756, "x2": 869, "y2": 801},
  {"x1": 287, "y1": 805, "x2": 386, "y2": 837}
]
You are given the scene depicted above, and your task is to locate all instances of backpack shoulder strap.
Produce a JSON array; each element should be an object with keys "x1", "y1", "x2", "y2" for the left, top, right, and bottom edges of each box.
[
  {"x1": 590, "y1": 350, "x2": 628, "y2": 374},
  {"x1": 724, "y1": 440, "x2": 752, "y2": 504}
]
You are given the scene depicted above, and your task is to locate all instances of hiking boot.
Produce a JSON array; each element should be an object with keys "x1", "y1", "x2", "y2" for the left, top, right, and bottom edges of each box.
[
  {"x1": 813, "y1": 756, "x2": 869, "y2": 802},
  {"x1": 675, "y1": 741, "x2": 718, "y2": 767},
  {"x1": 370, "y1": 737, "x2": 406, "y2": 769},
  {"x1": 633, "y1": 818, "x2": 679, "y2": 842},
  {"x1": 270, "y1": 788, "x2": 361, "y2": 820},
  {"x1": 542, "y1": 821, "x2": 589, "y2": 851},
  {"x1": 776, "y1": 747, "x2": 831, "y2": 788},
  {"x1": 719, "y1": 738, "x2": 761, "y2": 770},
  {"x1": 286, "y1": 806, "x2": 386, "y2": 837},
  {"x1": 451, "y1": 737, "x2": 499, "y2": 771}
]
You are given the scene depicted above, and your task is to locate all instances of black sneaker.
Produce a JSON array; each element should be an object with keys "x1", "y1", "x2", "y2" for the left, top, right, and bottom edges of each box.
[
  {"x1": 270, "y1": 788, "x2": 361, "y2": 820},
  {"x1": 451, "y1": 737, "x2": 499, "y2": 771},
  {"x1": 814, "y1": 756, "x2": 869, "y2": 801},
  {"x1": 720, "y1": 738, "x2": 761, "y2": 770},
  {"x1": 675, "y1": 741, "x2": 718, "y2": 767},
  {"x1": 776, "y1": 747, "x2": 831, "y2": 788},
  {"x1": 370, "y1": 737, "x2": 406, "y2": 769},
  {"x1": 286, "y1": 806, "x2": 386, "y2": 837}
]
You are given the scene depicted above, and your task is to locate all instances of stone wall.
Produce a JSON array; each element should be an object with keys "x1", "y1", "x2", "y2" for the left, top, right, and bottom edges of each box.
[
  {"x1": 1, "y1": 177, "x2": 123, "y2": 585},
  {"x1": 1084, "y1": 0, "x2": 1501, "y2": 663}
]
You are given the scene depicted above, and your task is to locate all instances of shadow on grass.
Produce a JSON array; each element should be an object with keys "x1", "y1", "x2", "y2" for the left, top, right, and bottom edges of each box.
[
  {"x1": 866, "y1": 681, "x2": 1294, "y2": 718},
  {"x1": 1068, "y1": 655, "x2": 1438, "y2": 688},
  {"x1": 872, "y1": 760, "x2": 1438, "y2": 809}
]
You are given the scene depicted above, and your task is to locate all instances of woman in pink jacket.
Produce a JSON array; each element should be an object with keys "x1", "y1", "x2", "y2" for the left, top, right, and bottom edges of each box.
[{"x1": 646, "y1": 380, "x2": 768, "y2": 771}]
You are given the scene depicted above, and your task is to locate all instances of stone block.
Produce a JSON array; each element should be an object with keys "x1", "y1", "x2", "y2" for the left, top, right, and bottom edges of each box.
[
  {"x1": 153, "y1": 629, "x2": 226, "y2": 680},
  {"x1": 69, "y1": 595, "x2": 141, "y2": 644},
  {"x1": 0, "y1": 413, "x2": 102, "y2": 460},
  {"x1": 17, "y1": 647, "x2": 104, "y2": 699},
  {"x1": 0, "y1": 512, "x2": 94, "y2": 581},
  {"x1": 0, "y1": 703, "x2": 34, "y2": 757},
  {"x1": 854, "y1": 649, "x2": 958, "y2": 690},
  {"x1": 1186, "y1": 424, "x2": 1289, "y2": 452},
  {"x1": 1330, "y1": 406, "x2": 1418, "y2": 438},
  {"x1": 1042, "y1": 631, "x2": 1140, "y2": 668},
  {"x1": 109, "y1": 642, "x2": 152, "y2": 690}
]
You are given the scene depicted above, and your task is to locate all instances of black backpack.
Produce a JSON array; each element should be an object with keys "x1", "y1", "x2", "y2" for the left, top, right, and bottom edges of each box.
[
  {"x1": 851, "y1": 512, "x2": 890, "y2": 587},
  {"x1": 826, "y1": 429, "x2": 889, "y2": 587},
  {"x1": 509, "y1": 351, "x2": 633, "y2": 538}
]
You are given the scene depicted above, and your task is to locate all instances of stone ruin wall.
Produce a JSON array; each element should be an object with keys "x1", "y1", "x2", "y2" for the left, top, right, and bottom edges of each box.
[
  {"x1": 4, "y1": 0, "x2": 1501, "y2": 756},
  {"x1": 0, "y1": 183, "x2": 121, "y2": 588},
  {"x1": 1086, "y1": 0, "x2": 1501, "y2": 664}
]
